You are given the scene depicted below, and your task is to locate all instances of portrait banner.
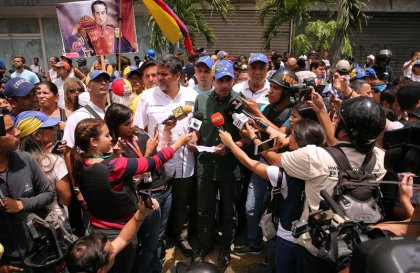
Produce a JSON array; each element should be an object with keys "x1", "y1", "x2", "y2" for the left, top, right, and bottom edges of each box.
[{"x1": 56, "y1": 0, "x2": 138, "y2": 58}]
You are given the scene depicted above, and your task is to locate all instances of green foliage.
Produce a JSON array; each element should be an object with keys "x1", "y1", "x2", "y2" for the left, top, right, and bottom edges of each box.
[{"x1": 146, "y1": 0, "x2": 233, "y2": 53}]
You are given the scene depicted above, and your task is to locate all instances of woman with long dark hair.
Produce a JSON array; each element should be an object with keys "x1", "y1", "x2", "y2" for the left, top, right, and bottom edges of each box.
[
  {"x1": 105, "y1": 103, "x2": 176, "y2": 272},
  {"x1": 15, "y1": 111, "x2": 72, "y2": 227},
  {"x1": 70, "y1": 118, "x2": 190, "y2": 273}
]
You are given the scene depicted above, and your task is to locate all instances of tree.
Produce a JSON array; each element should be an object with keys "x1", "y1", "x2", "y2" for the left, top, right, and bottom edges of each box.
[
  {"x1": 258, "y1": 0, "x2": 371, "y2": 65},
  {"x1": 146, "y1": 0, "x2": 233, "y2": 53}
]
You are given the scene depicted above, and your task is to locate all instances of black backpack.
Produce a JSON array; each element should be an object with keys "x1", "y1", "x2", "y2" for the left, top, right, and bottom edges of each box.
[{"x1": 323, "y1": 145, "x2": 383, "y2": 224}]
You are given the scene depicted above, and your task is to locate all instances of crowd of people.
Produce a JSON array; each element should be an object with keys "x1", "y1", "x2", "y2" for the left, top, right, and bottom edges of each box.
[{"x1": 0, "y1": 46, "x2": 419, "y2": 273}]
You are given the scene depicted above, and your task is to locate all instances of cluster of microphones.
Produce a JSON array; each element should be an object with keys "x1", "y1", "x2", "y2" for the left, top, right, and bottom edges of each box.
[{"x1": 161, "y1": 97, "x2": 268, "y2": 135}]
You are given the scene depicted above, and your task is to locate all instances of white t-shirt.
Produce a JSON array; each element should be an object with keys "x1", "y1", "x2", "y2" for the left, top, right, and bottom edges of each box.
[
  {"x1": 11, "y1": 69, "x2": 40, "y2": 84},
  {"x1": 280, "y1": 143, "x2": 386, "y2": 254},
  {"x1": 42, "y1": 154, "x2": 68, "y2": 221},
  {"x1": 53, "y1": 77, "x2": 66, "y2": 109},
  {"x1": 49, "y1": 69, "x2": 58, "y2": 82},
  {"x1": 403, "y1": 60, "x2": 413, "y2": 77},
  {"x1": 266, "y1": 166, "x2": 296, "y2": 242},
  {"x1": 63, "y1": 101, "x2": 105, "y2": 148},
  {"x1": 232, "y1": 79, "x2": 270, "y2": 106},
  {"x1": 133, "y1": 85, "x2": 197, "y2": 178}
]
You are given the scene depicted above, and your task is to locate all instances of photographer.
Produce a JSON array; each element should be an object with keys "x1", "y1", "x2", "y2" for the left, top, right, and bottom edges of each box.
[{"x1": 260, "y1": 97, "x2": 386, "y2": 273}]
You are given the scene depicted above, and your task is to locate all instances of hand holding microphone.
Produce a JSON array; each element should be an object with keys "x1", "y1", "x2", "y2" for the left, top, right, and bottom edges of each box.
[
  {"x1": 161, "y1": 105, "x2": 193, "y2": 124},
  {"x1": 211, "y1": 112, "x2": 225, "y2": 131}
]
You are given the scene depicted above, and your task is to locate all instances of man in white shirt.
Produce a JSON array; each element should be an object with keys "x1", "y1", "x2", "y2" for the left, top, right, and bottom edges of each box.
[
  {"x1": 53, "y1": 61, "x2": 72, "y2": 109},
  {"x1": 29, "y1": 57, "x2": 44, "y2": 79},
  {"x1": 233, "y1": 53, "x2": 270, "y2": 106},
  {"x1": 63, "y1": 70, "x2": 110, "y2": 149},
  {"x1": 133, "y1": 54, "x2": 197, "y2": 268},
  {"x1": 402, "y1": 51, "x2": 420, "y2": 78}
]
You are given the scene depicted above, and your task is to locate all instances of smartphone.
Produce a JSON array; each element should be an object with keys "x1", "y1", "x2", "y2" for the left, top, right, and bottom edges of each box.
[
  {"x1": 50, "y1": 140, "x2": 63, "y2": 154},
  {"x1": 0, "y1": 114, "x2": 5, "y2": 137},
  {"x1": 254, "y1": 138, "x2": 277, "y2": 155},
  {"x1": 300, "y1": 88, "x2": 313, "y2": 102},
  {"x1": 138, "y1": 191, "x2": 153, "y2": 209}
]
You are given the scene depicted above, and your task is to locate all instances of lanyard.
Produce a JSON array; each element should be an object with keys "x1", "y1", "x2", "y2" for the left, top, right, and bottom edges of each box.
[{"x1": 123, "y1": 138, "x2": 143, "y2": 158}]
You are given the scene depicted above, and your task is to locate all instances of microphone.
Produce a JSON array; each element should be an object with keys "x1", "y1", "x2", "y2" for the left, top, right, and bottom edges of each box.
[
  {"x1": 188, "y1": 111, "x2": 204, "y2": 132},
  {"x1": 161, "y1": 105, "x2": 193, "y2": 124},
  {"x1": 211, "y1": 112, "x2": 225, "y2": 131},
  {"x1": 229, "y1": 99, "x2": 269, "y2": 130},
  {"x1": 232, "y1": 113, "x2": 249, "y2": 130}
]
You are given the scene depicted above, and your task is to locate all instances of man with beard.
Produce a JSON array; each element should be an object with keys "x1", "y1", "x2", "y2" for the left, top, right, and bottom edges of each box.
[
  {"x1": 4, "y1": 78, "x2": 39, "y2": 120},
  {"x1": 10, "y1": 56, "x2": 39, "y2": 85},
  {"x1": 133, "y1": 54, "x2": 197, "y2": 272},
  {"x1": 192, "y1": 60, "x2": 245, "y2": 266}
]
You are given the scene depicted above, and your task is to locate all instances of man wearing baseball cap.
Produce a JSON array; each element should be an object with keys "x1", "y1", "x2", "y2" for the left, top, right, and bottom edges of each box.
[
  {"x1": 192, "y1": 55, "x2": 214, "y2": 96},
  {"x1": 233, "y1": 52, "x2": 270, "y2": 106},
  {"x1": 63, "y1": 70, "x2": 110, "y2": 149},
  {"x1": 4, "y1": 77, "x2": 38, "y2": 120},
  {"x1": 52, "y1": 61, "x2": 73, "y2": 109},
  {"x1": 193, "y1": 60, "x2": 245, "y2": 266}
]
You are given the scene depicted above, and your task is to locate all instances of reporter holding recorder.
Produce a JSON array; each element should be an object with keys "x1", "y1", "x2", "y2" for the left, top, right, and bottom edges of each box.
[{"x1": 70, "y1": 118, "x2": 191, "y2": 273}]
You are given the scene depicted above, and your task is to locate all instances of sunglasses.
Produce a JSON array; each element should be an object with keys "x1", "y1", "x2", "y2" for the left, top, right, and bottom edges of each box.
[{"x1": 67, "y1": 88, "x2": 83, "y2": 94}]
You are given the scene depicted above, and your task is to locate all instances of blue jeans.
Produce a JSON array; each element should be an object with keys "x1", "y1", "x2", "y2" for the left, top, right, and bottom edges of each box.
[
  {"x1": 135, "y1": 185, "x2": 172, "y2": 273},
  {"x1": 245, "y1": 172, "x2": 269, "y2": 248},
  {"x1": 276, "y1": 236, "x2": 300, "y2": 273}
]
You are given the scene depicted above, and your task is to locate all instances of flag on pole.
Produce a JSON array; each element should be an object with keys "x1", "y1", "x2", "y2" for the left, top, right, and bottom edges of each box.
[{"x1": 143, "y1": 0, "x2": 194, "y2": 54}]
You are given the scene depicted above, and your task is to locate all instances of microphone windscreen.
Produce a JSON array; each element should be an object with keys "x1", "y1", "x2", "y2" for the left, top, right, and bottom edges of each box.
[
  {"x1": 193, "y1": 111, "x2": 204, "y2": 120},
  {"x1": 183, "y1": 105, "x2": 193, "y2": 115},
  {"x1": 211, "y1": 112, "x2": 225, "y2": 128},
  {"x1": 111, "y1": 78, "x2": 132, "y2": 96}
]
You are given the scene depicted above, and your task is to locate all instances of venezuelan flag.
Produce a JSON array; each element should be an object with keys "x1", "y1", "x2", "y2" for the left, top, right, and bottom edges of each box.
[{"x1": 143, "y1": 0, "x2": 194, "y2": 54}]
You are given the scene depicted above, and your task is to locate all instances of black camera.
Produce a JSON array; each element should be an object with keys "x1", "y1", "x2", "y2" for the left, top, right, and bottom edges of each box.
[{"x1": 290, "y1": 77, "x2": 316, "y2": 92}]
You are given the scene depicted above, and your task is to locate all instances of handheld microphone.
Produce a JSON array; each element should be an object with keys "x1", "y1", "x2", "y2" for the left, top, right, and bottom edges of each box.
[
  {"x1": 211, "y1": 112, "x2": 225, "y2": 131},
  {"x1": 229, "y1": 99, "x2": 269, "y2": 130},
  {"x1": 232, "y1": 113, "x2": 249, "y2": 130},
  {"x1": 161, "y1": 105, "x2": 193, "y2": 124},
  {"x1": 188, "y1": 111, "x2": 204, "y2": 132}
]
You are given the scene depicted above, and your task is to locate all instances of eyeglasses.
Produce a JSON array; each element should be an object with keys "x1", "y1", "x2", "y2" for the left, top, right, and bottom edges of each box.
[{"x1": 67, "y1": 88, "x2": 83, "y2": 94}]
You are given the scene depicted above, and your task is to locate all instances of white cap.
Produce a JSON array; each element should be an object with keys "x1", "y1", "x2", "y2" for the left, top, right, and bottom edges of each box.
[{"x1": 367, "y1": 54, "x2": 375, "y2": 61}]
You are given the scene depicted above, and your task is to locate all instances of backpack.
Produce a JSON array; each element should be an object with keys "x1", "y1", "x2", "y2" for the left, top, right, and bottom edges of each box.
[{"x1": 323, "y1": 145, "x2": 383, "y2": 224}]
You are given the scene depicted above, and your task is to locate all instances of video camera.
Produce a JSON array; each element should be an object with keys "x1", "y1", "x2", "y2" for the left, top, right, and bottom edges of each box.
[
  {"x1": 291, "y1": 190, "x2": 385, "y2": 271},
  {"x1": 290, "y1": 77, "x2": 316, "y2": 92}
]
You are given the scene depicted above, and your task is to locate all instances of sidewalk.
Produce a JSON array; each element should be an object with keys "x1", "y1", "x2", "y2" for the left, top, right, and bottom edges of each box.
[{"x1": 163, "y1": 245, "x2": 266, "y2": 273}]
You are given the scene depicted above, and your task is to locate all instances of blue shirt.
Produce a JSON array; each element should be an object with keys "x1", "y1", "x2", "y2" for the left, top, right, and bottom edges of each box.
[{"x1": 11, "y1": 69, "x2": 40, "y2": 84}]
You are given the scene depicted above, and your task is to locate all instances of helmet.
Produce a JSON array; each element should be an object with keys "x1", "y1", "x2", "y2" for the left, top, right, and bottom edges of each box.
[
  {"x1": 269, "y1": 69, "x2": 298, "y2": 90},
  {"x1": 338, "y1": 97, "x2": 386, "y2": 153},
  {"x1": 146, "y1": 49, "x2": 156, "y2": 60},
  {"x1": 377, "y1": 49, "x2": 392, "y2": 64}
]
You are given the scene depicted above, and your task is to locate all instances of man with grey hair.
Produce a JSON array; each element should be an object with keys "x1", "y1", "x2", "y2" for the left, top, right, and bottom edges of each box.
[
  {"x1": 350, "y1": 79, "x2": 372, "y2": 97},
  {"x1": 133, "y1": 54, "x2": 197, "y2": 270}
]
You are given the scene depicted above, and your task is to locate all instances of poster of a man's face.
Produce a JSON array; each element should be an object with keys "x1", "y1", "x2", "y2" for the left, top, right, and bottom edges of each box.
[
  {"x1": 57, "y1": 0, "x2": 138, "y2": 58},
  {"x1": 92, "y1": 1, "x2": 108, "y2": 27}
]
